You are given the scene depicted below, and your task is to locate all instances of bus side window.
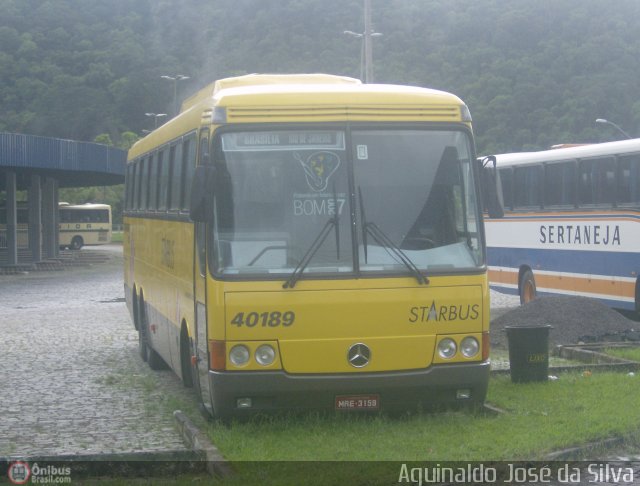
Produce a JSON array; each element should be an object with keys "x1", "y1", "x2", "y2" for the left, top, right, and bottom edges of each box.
[
  {"x1": 142, "y1": 156, "x2": 152, "y2": 210},
  {"x1": 125, "y1": 163, "x2": 135, "y2": 210},
  {"x1": 136, "y1": 158, "x2": 145, "y2": 210},
  {"x1": 618, "y1": 153, "x2": 640, "y2": 205},
  {"x1": 124, "y1": 164, "x2": 130, "y2": 210},
  {"x1": 514, "y1": 165, "x2": 542, "y2": 208},
  {"x1": 157, "y1": 148, "x2": 168, "y2": 211},
  {"x1": 499, "y1": 168, "x2": 513, "y2": 210},
  {"x1": 579, "y1": 157, "x2": 616, "y2": 206},
  {"x1": 170, "y1": 142, "x2": 183, "y2": 211},
  {"x1": 165, "y1": 145, "x2": 176, "y2": 211},
  {"x1": 181, "y1": 134, "x2": 196, "y2": 211},
  {"x1": 149, "y1": 152, "x2": 159, "y2": 211},
  {"x1": 544, "y1": 161, "x2": 576, "y2": 207}
]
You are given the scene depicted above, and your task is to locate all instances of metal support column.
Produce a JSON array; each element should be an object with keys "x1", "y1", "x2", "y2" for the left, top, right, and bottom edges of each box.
[
  {"x1": 42, "y1": 177, "x2": 59, "y2": 259},
  {"x1": 28, "y1": 174, "x2": 42, "y2": 263},
  {"x1": 5, "y1": 171, "x2": 18, "y2": 265}
]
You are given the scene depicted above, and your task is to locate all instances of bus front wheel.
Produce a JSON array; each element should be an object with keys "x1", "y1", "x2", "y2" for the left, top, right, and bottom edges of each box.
[
  {"x1": 70, "y1": 236, "x2": 84, "y2": 250},
  {"x1": 519, "y1": 269, "x2": 537, "y2": 305}
]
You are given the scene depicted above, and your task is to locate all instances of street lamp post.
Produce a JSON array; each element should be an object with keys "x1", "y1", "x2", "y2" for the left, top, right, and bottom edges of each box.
[
  {"x1": 595, "y1": 118, "x2": 632, "y2": 140},
  {"x1": 344, "y1": 0, "x2": 382, "y2": 83},
  {"x1": 161, "y1": 75, "x2": 190, "y2": 117},
  {"x1": 145, "y1": 112, "x2": 167, "y2": 129}
]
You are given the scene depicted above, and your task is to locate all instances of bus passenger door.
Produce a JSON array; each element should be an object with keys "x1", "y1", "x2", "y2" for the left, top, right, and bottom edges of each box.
[{"x1": 193, "y1": 130, "x2": 213, "y2": 416}]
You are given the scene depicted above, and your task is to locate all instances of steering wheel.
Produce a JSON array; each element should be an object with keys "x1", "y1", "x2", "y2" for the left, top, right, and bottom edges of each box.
[{"x1": 401, "y1": 237, "x2": 437, "y2": 250}]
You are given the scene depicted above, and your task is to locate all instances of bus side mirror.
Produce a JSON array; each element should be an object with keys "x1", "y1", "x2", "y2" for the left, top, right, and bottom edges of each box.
[
  {"x1": 478, "y1": 156, "x2": 504, "y2": 219},
  {"x1": 189, "y1": 166, "x2": 216, "y2": 223}
]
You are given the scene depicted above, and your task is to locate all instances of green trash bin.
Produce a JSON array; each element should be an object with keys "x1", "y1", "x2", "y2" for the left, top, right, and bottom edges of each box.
[{"x1": 505, "y1": 325, "x2": 552, "y2": 383}]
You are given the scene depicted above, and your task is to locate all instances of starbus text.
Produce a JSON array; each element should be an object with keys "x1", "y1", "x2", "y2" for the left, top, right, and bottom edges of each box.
[{"x1": 409, "y1": 302, "x2": 480, "y2": 323}]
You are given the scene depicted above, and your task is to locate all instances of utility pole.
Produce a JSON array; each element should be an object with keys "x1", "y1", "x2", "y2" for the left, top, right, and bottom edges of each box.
[
  {"x1": 363, "y1": 0, "x2": 373, "y2": 83},
  {"x1": 344, "y1": 0, "x2": 382, "y2": 83},
  {"x1": 161, "y1": 75, "x2": 190, "y2": 117}
]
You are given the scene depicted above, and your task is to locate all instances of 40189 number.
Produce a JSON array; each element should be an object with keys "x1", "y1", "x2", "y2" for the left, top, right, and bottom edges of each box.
[{"x1": 230, "y1": 311, "x2": 295, "y2": 328}]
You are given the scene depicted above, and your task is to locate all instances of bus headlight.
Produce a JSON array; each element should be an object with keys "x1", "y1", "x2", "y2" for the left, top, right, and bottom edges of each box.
[
  {"x1": 229, "y1": 345, "x2": 250, "y2": 366},
  {"x1": 437, "y1": 338, "x2": 457, "y2": 359},
  {"x1": 460, "y1": 336, "x2": 480, "y2": 358},
  {"x1": 255, "y1": 344, "x2": 276, "y2": 366}
]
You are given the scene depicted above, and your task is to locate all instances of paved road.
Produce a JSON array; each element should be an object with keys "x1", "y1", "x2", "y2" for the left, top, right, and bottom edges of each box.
[
  {"x1": 0, "y1": 245, "x2": 189, "y2": 458},
  {"x1": 0, "y1": 246, "x2": 519, "y2": 459}
]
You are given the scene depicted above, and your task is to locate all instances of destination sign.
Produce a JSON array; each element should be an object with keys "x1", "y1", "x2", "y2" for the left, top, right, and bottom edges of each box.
[{"x1": 222, "y1": 131, "x2": 345, "y2": 151}]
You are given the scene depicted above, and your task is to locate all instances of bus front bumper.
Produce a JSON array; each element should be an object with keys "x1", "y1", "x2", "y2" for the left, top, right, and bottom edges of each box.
[{"x1": 207, "y1": 361, "x2": 490, "y2": 418}]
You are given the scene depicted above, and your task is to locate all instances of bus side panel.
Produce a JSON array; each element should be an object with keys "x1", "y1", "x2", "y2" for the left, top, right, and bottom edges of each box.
[
  {"x1": 125, "y1": 215, "x2": 196, "y2": 373},
  {"x1": 486, "y1": 212, "x2": 639, "y2": 310}
]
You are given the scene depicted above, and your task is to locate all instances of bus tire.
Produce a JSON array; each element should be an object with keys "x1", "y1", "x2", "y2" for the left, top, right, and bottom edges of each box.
[
  {"x1": 180, "y1": 324, "x2": 194, "y2": 388},
  {"x1": 519, "y1": 269, "x2": 537, "y2": 305},
  {"x1": 139, "y1": 297, "x2": 166, "y2": 370},
  {"x1": 70, "y1": 236, "x2": 83, "y2": 250},
  {"x1": 147, "y1": 345, "x2": 165, "y2": 370},
  {"x1": 135, "y1": 294, "x2": 148, "y2": 362}
]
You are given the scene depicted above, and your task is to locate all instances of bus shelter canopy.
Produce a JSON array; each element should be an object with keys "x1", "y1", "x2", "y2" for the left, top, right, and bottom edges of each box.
[{"x1": 0, "y1": 132, "x2": 126, "y2": 190}]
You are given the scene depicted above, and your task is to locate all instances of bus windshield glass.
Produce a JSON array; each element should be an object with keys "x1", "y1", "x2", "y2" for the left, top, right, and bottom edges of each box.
[{"x1": 212, "y1": 127, "x2": 483, "y2": 278}]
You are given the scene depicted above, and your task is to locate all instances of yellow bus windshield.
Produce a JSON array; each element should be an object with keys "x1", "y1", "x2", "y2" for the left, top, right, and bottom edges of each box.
[{"x1": 210, "y1": 127, "x2": 483, "y2": 281}]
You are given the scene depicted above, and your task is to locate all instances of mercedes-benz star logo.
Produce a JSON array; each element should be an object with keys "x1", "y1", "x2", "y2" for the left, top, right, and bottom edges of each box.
[{"x1": 347, "y1": 343, "x2": 371, "y2": 368}]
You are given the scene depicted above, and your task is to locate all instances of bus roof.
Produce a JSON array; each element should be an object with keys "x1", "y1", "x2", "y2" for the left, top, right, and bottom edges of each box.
[
  {"x1": 490, "y1": 138, "x2": 640, "y2": 167},
  {"x1": 215, "y1": 75, "x2": 463, "y2": 107},
  {"x1": 130, "y1": 73, "x2": 470, "y2": 159},
  {"x1": 58, "y1": 202, "x2": 111, "y2": 210},
  {"x1": 180, "y1": 73, "x2": 362, "y2": 112}
]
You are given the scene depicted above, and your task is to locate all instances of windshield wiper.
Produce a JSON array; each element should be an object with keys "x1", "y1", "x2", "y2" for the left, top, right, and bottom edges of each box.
[
  {"x1": 284, "y1": 184, "x2": 341, "y2": 289},
  {"x1": 358, "y1": 187, "x2": 429, "y2": 285},
  {"x1": 283, "y1": 215, "x2": 338, "y2": 289},
  {"x1": 358, "y1": 187, "x2": 369, "y2": 264}
]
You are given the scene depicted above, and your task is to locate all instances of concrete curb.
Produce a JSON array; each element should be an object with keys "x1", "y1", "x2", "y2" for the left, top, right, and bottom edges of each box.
[
  {"x1": 173, "y1": 410, "x2": 233, "y2": 478},
  {"x1": 545, "y1": 437, "x2": 627, "y2": 460}
]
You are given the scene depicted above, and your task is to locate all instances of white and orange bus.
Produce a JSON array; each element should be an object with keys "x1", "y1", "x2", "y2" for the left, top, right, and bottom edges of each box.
[{"x1": 484, "y1": 139, "x2": 639, "y2": 314}]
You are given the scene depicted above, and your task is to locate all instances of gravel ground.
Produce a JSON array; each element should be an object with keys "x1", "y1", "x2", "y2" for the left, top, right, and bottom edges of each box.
[{"x1": 490, "y1": 295, "x2": 639, "y2": 350}]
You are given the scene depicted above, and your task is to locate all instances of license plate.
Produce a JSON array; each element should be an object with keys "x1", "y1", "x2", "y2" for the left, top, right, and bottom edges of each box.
[{"x1": 335, "y1": 394, "x2": 380, "y2": 410}]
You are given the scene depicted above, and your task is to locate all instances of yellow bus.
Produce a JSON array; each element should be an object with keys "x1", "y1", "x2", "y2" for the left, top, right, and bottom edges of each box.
[
  {"x1": 58, "y1": 203, "x2": 112, "y2": 250},
  {"x1": 124, "y1": 74, "x2": 501, "y2": 419}
]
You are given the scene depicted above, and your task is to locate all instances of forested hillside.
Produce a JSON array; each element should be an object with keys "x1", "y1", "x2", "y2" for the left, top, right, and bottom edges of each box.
[{"x1": 1, "y1": 0, "x2": 640, "y2": 154}]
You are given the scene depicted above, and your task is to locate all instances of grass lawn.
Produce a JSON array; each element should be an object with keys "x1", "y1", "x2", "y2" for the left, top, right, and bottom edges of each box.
[
  {"x1": 94, "y1": 368, "x2": 640, "y2": 485},
  {"x1": 205, "y1": 372, "x2": 640, "y2": 463},
  {"x1": 604, "y1": 346, "x2": 640, "y2": 363}
]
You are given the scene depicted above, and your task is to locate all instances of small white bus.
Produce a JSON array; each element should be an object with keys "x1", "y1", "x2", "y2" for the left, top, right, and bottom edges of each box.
[{"x1": 59, "y1": 203, "x2": 112, "y2": 250}]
